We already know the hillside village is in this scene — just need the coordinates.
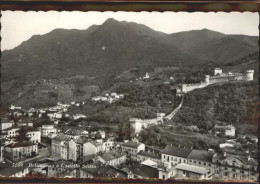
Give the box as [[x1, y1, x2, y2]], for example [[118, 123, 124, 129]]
[[0, 67, 258, 181]]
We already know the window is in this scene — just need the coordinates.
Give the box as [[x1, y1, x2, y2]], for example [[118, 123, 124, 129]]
[[204, 163, 206, 165], [194, 161, 196, 163], [183, 171, 186, 175], [199, 162, 201, 164]]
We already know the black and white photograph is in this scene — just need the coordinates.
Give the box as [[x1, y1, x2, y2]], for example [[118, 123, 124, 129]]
[[0, 11, 258, 181]]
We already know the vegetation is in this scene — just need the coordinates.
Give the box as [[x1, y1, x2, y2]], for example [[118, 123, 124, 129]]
[[174, 80, 258, 134]]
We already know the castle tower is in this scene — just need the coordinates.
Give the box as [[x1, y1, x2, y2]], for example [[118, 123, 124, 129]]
[[205, 75, 210, 84], [245, 70, 254, 81], [214, 68, 222, 75]]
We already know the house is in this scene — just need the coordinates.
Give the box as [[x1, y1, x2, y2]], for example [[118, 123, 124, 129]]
[[5, 126, 20, 138], [137, 150, 161, 164], [10, 105, 22, 110], [81, 164, 128, 179], [16, 120, 33, 127], [225, 125, 235, 137], [68, 136, 92, 163], [128, 163, 158, 179], [175, 163, 213, 180], [157, 163, 176, 180], [161, 145, 192, 167], [0, 166, 29, 177], [187, 150, 214, 170], [4, 142, 38, 162], [73, 114, 87, 120], [212, 153, 258, 181], [121, 141, 145, 160], [24, 126, 41, 143], [97, 151, 126, 166], [219, 143, 234, 149], [47, 160, 77, 177], [41, 124, 57, 137], [51, 134, 71, 160], [12, 111, 23, 118], [214, 125, 236, 137], [83, 141, 103, 162], [102, 139, 115, 152], [0, 119, 15, 131]]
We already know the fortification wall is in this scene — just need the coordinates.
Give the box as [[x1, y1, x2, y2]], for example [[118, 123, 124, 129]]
[[182, 82, 209, 93], [209, 73, 246, 84]]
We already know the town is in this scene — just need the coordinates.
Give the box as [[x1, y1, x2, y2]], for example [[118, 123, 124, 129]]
[[0, 68, 258, 181]]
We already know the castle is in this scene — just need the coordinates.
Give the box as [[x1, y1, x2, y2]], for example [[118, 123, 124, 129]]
[[178, 68, 254, 93]]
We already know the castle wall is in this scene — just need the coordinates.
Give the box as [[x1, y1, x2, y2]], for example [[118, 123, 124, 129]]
[[209, 73, 246, 84], [182, 82, 208, 93]]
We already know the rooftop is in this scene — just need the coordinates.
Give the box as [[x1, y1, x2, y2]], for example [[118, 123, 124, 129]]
[[0, 165, 28, 177], [175, 163, 210, 175], [187, 150, 214, 163], [161, 145, 192, 158], [99, 151, 125, 162], [129, 163, 158, 178], [6, 142, 37, 148], [138, 150, 160, 159], [122, 141, 142, 148], [52, 134, 71, 142]]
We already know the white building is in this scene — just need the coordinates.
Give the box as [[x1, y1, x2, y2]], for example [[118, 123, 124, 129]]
[[214, 68, 223, 75], [41, 125, 57, 137], [225, 125, 235, 137], [121, 141, 145, 160], [161, 145, 192, 167]]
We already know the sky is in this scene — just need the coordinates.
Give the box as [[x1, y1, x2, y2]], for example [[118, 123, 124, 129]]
[[1, 11, 259, 50]]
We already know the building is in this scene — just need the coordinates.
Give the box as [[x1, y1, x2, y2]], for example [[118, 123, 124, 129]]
[[0, 119, 15, 131], [0, 166, 29, 177], [51, 134, 71, 160], [225, 125, 236, 137], [5, 127, 20, 138], [214, 125, 236, 137], [102, 139, 115, 152], [80, 165, 128, 179], [83, 141, 103, 162], [213, 153, 258, 181], [121, 141, 145, 160], [16, 120, 33, 127], [187, 150, 214, 170], [175, 163, 213, 180], [97, 151, 126, 166], [129, 163, 158, 179], [68, 137, 95, 163], [23, 126, 41, 143], [130, 118, 159, 135], [73, 114, 87, 120], [137, 150, 161, 164], [161, 145, 192, 167], [41, 124, 57, 137], [4, 142, 38, 162], [214, 68, 223, 75]]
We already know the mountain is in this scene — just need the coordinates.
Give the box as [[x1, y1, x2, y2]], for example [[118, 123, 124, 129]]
[[2, 18, 258, 83], [1, 18, 258, 108], [169, 29, 258, 63]]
